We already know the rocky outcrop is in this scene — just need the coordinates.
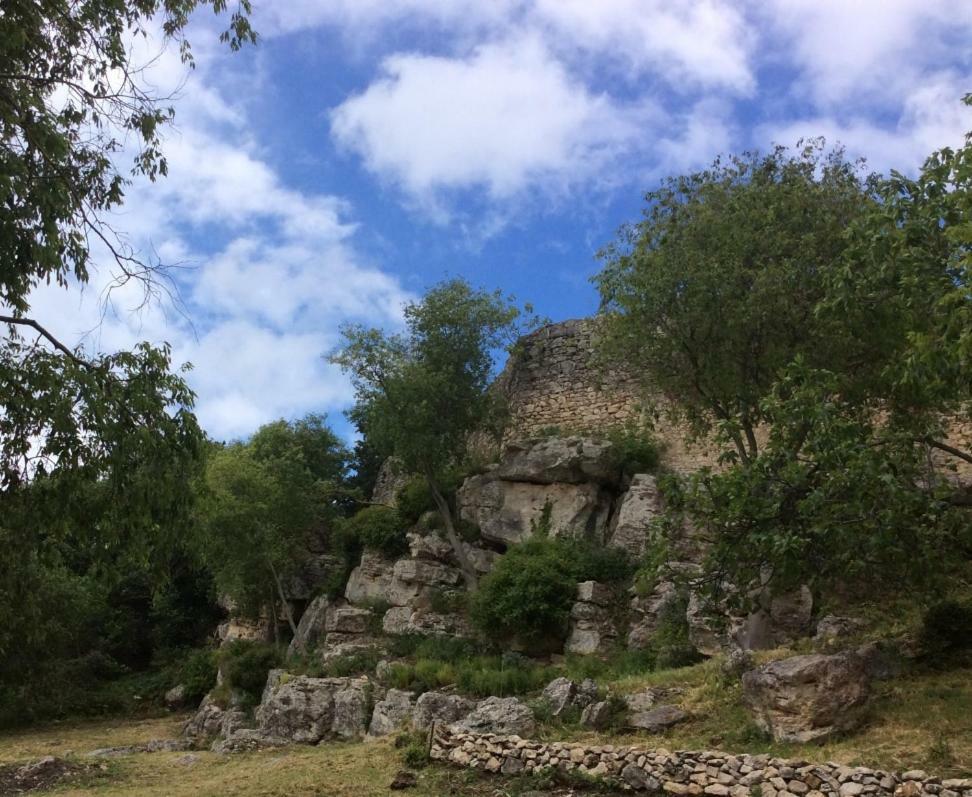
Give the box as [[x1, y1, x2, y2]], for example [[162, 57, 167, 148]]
[[814, 614, 864, 650], [344, 551, 397, 605], [372, 458, 409, 506], [182, 695, 248, 746], [368, 689, 415, 737], [607, 474, 660, 557], [458, 473, 612, 546], [540, 677, 598, 717], [742, 651, 869, 742], [411, 691, 477, 732], [494, 437, 620, 485], [431, 728, 972, 795], [451, 696, 536, 736], [565, 581, 617, 655], [623, 688, 688, 731], [288, 594, 332, 656], [627, 581, 679, 650], [256, 672, 372, 743], [382, 606, 471, 638]]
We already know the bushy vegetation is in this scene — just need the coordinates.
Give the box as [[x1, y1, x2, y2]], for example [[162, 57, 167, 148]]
[[469, 536, 634, 650], [339, 506, 409, 557], [216, 641, 283, 706], [920, 600, 972, 662]]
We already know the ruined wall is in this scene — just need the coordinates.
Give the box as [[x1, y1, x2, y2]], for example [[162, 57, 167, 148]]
[[496, 318, 722, 473]]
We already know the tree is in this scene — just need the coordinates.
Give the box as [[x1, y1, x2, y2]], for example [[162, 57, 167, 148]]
[[641, 117, 972, 606], [196, 415, 349, 638], [331, 280, 531, 588], [594, 142, 877, 465]]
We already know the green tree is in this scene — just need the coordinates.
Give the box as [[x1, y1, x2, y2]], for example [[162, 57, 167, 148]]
[[196, 416, 349, 638], [331, 279, 531, 588], [595, 142, 876, 465]]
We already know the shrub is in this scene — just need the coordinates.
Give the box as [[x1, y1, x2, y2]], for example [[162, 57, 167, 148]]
[[320, 649, 382, 677], [395, 478, 437, 525], [428, 588, 466, 615], [178, 648, 218, 704], [217, 640, 282, 704], [469, 538, 578, 649], [650, 592, 703, 670], [919, 600, 972, 660], [605, 425, 660, 477], [340, 506, 409, 558]]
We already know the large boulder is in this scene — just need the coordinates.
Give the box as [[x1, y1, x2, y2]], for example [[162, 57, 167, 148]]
[[458, 474, 612, 546], [369, 689, 415, 736], [494, 437, 621, 485], [326, 604, 375, 635], [288, 594, 332, 656], [540, 677, 598, 717], [627, 581, 679, 650], [386, 558, 464, 607], [182, 695, 248, 747], [411, 691, 476, 731], [565, 582, 617, 655], [741, 651, 869, 742], [344, 551, 397, 605], [733, 586, 815, 651], [608, 474, 660, 558], [451, 696, 536, 736], [256, 674, 372, 743]]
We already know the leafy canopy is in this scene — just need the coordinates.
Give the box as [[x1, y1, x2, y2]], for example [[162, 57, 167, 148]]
[[595, 141, 877, 464]]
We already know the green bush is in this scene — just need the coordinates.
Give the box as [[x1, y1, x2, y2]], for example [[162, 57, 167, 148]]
[[217, 640, 282, 704], [605, 426, 660, 477], [919, 600, 972, 660], [395, 478, 437, 525], [650, 592, 703, 670], [469, 538, 578, 649], [178, 648, 218, 704], [320, 649, 382, 677], [340, 505, 409, 558]]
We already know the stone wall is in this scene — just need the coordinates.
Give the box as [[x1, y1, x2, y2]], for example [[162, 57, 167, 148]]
[[431, 728, 971, 796], [495, 318, 722, 473]]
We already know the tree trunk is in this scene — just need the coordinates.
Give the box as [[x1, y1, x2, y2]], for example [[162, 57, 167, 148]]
[[268, 559, 299, 639], [425, 471, 478, 591]]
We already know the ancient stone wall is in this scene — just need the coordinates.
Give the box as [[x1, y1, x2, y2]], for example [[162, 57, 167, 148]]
[[431, 728, 971, 796], [496, 318, 722, 473]]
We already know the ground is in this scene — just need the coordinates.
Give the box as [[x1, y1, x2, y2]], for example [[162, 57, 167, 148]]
[[0, 660, 968, 796]]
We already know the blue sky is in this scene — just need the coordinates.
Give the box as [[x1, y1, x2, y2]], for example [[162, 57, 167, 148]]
[[32, 0, 972, 442]]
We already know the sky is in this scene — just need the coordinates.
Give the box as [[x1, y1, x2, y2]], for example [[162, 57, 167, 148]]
[[31, 0, 972, 442]]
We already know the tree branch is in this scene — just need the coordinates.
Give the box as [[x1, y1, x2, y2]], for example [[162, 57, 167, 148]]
[[0, 315, 91, 369], [926, 437, 972, 466]]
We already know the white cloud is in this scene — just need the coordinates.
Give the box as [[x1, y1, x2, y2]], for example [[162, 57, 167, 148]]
[[762, 72, 972, 175], [531, 0, 755, 93], [23, 33, 413, 443], [330, 35, 654, 206], [757, 0, 972, 109]]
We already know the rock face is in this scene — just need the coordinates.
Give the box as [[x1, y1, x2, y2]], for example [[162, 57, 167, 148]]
[[372, 458, 409, 506], [742, 652, 869, 742], [458, 474, 612, 546], [382, 606, 471, 638], [369, 689, 415, 737], [182, 696, 247, 746], [540, 677, 598, 717], [345, 551, 397, 605], [451, 696, 536, 736], [627, 581, 679, 650], [256, 673, 372, 743], [565, 581, 617, 655], [494, 437, 620, 485], [411, 691, 476, 732], [607, 474, 660, 557], [733, 586, 815, 651], [288, 594, 332, 656]]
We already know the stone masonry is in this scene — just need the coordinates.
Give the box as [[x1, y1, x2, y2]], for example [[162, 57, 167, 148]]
[[431, 728, 972, 797]]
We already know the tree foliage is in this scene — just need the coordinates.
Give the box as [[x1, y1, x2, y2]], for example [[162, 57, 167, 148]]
[[626, 118, 972, 606], [595, 142, 877, 464], [331, 279, 533, 587], [195, 415, 349, 631]]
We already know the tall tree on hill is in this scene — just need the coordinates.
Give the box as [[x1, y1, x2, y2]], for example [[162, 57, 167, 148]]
[[595, 141, 877, 465], [331, 280, 532, 589]]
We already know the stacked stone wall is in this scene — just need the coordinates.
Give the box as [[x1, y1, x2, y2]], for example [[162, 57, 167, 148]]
[[431, 728, 971, 796]]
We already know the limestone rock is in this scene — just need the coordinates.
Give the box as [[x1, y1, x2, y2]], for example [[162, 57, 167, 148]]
[[344, 551, 397, 605], [627, 581, 679, 650], [288, 594, 332, 656], [164, 684, 187, 708], [412, 691, 476, 731], [382, 606, 471, 638], [457, 473, 612, 546], [540, 677, 577, 717], [326, 604, 375, 635], [451, 696, 536, 736], [212, 729, 287, 754], [182, 695, 248, 746], [372, 458, 409, 506], [814, 615, 864, 650], [742, 652, 869, 742], [608, 474, 660, 557], [494, 436, 621, 485], [579, 700, 612, 729], [407, 531, 454, 563], [566, 587, 617, 655], [626, 703, 688, 732], [576, 580, 613, 605], [217, 616, 270, 645], [461, 542, 500, 574], [256, 674, 371, 743], [369, 689, 416, 736]]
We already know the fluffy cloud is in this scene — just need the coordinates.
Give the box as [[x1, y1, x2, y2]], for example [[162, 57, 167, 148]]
[[330, 35, 655, 206], [25, 35, 412, 442]]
